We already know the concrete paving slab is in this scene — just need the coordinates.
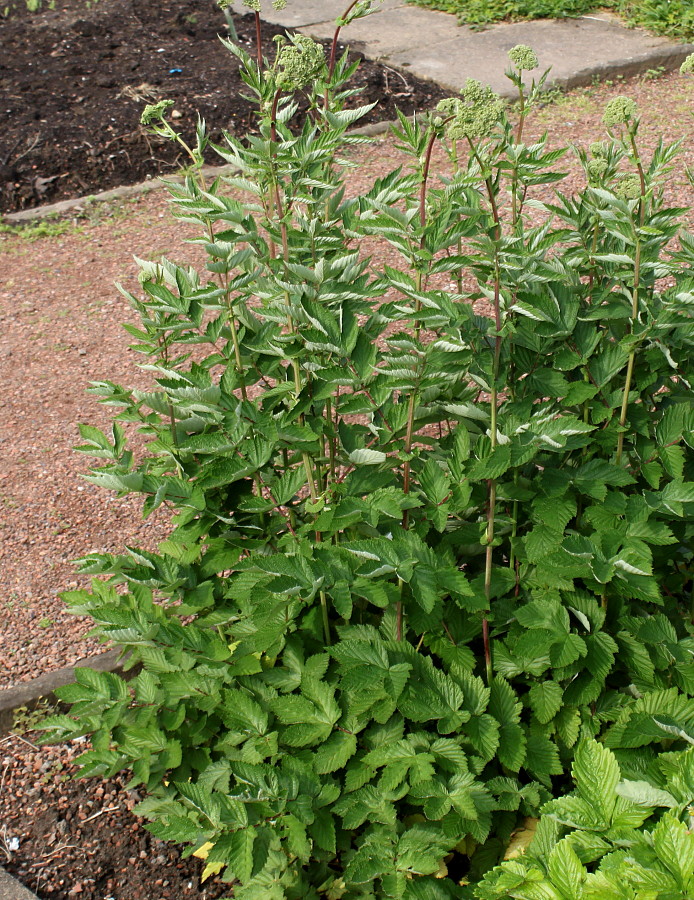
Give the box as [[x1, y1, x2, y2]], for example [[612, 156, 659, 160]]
[[383, 14, 694, 96], [230, 0, 404, 31], [0, 867, 39, 900], [302, 3, 460, 55], [230, 0, 348, 28]]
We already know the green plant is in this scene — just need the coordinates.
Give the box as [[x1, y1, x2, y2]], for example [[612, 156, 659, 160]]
[[0, 217, 80, 241], [12, 698, 56, 734], [0, 0, 53, 16], [642, 65, 667, 81], [405, 0, 694, 42], [475, 738, 694, 899], [37, 15, 694, 900], [408, 0, 599, 29]]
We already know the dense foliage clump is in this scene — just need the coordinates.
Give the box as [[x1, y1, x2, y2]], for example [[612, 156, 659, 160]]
[[39, 8, 694, 899], [407, 0, 694, 43]]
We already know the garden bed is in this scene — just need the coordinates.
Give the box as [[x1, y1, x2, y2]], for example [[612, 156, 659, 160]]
[[0, 730, 229, 899], [0, 0, 451, 215]]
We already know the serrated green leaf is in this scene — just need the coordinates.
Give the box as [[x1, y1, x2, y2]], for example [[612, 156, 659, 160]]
[[528, 682, 563, 725], [314, 731, 358, 774]]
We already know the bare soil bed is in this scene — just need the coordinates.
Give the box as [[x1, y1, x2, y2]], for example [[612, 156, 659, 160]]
[[0, 0, 452, 214], [0, 730, 231, 898]]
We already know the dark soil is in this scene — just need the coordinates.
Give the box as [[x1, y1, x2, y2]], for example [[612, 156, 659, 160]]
[[0, 732, 231, 899], [0, 0, 452, 214]]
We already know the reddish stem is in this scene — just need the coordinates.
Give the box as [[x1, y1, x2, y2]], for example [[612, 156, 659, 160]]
[[329, 0, 361, 79], [270, 88, 281, 143], [324, 0, 362, 109], [419, 126, 439, 233]]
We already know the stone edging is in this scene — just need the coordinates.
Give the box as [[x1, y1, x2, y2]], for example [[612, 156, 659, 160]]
[[0, 866, 40, 900], [0, 649, 132, 737], [1, 121, 393, 225]]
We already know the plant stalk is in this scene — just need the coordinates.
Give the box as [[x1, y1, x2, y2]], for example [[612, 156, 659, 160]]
[[471, 138, 503, 685], [616, 127, 646, 466]]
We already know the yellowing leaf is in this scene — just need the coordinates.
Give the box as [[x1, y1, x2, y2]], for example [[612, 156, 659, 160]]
[[434, 859, 449, 879], [193, 841, 215, 860], [201, 861, 225, 882], [504, 817, 539, 859]]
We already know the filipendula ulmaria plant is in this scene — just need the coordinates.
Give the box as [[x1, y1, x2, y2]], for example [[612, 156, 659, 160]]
[[38, 25, 694, 898], [474, 738, 694, 900]]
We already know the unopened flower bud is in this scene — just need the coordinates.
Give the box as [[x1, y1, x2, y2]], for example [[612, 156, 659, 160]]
[[508, 44, 538, 71], [587, 158, 608, 182], [680, 53, 694, 75], [602, 96, 637, 127], [140, 99, 174, 126], [437, 79, 504, 141], [275, 34, 324, 91], [589, 141, 608, 159], [614, 173, 641, 200]]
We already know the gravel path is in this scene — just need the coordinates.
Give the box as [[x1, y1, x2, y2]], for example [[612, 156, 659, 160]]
[[1, 68, 693, 690]]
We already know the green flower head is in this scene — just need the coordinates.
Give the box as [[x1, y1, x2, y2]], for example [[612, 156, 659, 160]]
[[614, 173, 641, 200], [508, 44, 538, 71], [587, 158, 608, 183], [243, 0, 261, 11], [590, 141, 608, 159], [437, 78, 504, 141], [275, 34, 325, 91], [602, 95, 638, 128], [272, 0, 287, 9], [140, 99, 175, 126], [680, 53, 694, 75]]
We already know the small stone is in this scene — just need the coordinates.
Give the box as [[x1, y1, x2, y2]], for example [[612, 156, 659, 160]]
[[78, 349, 87, 356], [171, 109, 183, 119]]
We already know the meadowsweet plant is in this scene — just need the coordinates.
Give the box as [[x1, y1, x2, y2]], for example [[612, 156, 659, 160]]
[[477, 739, 694, 899], [38, 12, 694, 899]]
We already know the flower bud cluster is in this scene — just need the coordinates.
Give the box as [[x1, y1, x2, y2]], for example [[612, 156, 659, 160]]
[[140, 99, 174, 127], [275, 34, 325, 91], [586, 158, 608, 182], [602, 96, 637, 127], [681, 53, 694, 75], [614, 173, 641, 200], [508, 44, 538, 71], [436, 78, 504, 141]]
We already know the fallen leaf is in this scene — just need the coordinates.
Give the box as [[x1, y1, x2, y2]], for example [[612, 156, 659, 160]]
[[504, 817, 539, 860]]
